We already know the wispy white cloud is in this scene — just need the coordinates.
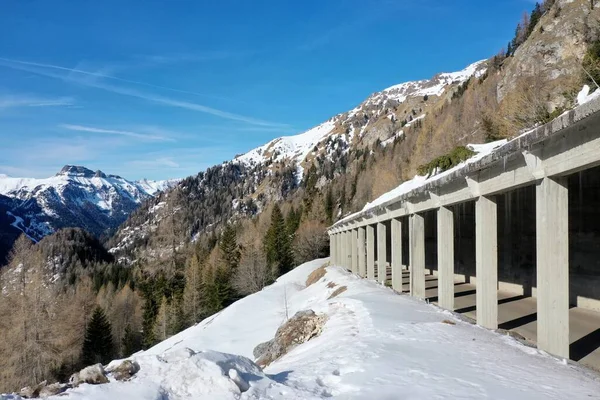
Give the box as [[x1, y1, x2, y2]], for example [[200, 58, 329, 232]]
[[59, 124, 175, 142], [127, 157, 180, 169], [0, 58, 288, 127], [0, 94, 74, 109]]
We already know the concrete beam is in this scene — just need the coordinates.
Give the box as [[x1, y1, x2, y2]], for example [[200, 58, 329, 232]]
[[351, 229, 358, 274], [410, 214, 425, 298], [437, 206, 454, 310], [328, 94, 600, 231], [358, 227, 366, 277], [367, 225, 375, 280], [377, 222, 387, 284], [475, 196, 498, 329], [391, 218, 403, 291], [536, 177, 569, 358]]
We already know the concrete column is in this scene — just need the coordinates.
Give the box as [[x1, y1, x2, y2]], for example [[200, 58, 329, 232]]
[[377, 222, 387, 284], [351, 229, 358, 274], [329, 234, 335, 265], [338, 233, 343, 266], [335, 233, 342, 266], [346, 230, 353, 270], [341, 231, 348, 269], [475, 196, 498, 329], [358, 227, 366, 277], [391, 218, 403, 291], [366, 225, 375, 280], [409, 214, 425, 298], [536, 177, 569, 358], [438, 206, 455, 310]]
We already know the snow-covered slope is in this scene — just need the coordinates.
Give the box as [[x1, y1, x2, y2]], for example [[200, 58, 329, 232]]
[[0, 166, 177, 263], [26, 258, 600, 400], [234, 60, 488, 176]]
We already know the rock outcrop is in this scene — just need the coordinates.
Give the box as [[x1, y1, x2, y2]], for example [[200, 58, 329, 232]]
[[69, 364, 109, 387], [254, 309, 327, 368], [107, 360, 140, 381]]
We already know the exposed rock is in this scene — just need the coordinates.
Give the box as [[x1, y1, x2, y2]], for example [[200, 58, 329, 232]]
[[305, 266, 327, 287], [253, 341, 272, 359], [19, 381, 46, 398], [254, 309, 327, 368], [69, 364, 109, 387], [107, 359, 140, 381], [497, 0, 600, 103], [328, 286, 347, 299], [39, 383, 69, 398]]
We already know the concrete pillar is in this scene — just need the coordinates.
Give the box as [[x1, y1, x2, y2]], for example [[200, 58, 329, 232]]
[[338, 233, 343, 266], [438, 206, 455, 310], [475, 196, 498, 329], [335, 233, 342, 266], [329, 234, 335, 265], [341, 231, 348, 269], [536, 177, 569, 358], [358, 227, 366, 277], [377, 222, 387, 284], [391, 218, 403, 291], [351, 229, 358, 274], [409, 214, 425, 298], [366, 225, 375, 280], [346, 230, 353, 270]]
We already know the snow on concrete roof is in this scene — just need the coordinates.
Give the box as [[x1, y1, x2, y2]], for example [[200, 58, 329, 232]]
[[334, 87, 600, 228]]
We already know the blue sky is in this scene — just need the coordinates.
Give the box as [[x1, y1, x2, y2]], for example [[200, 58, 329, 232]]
[[0, 0, 535, 180]]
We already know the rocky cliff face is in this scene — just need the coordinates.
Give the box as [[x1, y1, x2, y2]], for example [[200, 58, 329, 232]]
[[498, 0, 600, 105]]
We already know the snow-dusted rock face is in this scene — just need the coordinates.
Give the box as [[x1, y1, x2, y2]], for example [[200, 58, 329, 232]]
[[109, 60, 488, 261], [234, 60, 488, 179], [0, 166, 177, 264]]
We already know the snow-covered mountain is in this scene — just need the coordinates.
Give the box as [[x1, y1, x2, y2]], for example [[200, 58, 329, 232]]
[[109, 60, 489, 258], [0, 165, 177, 264], [235, 60, 488, 178]]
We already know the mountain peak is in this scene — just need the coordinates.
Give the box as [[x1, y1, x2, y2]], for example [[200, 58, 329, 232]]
[[56, 165, 101, 178]]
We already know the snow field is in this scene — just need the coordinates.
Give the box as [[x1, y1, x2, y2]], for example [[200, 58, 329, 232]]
[[12, 257, 598, 399]]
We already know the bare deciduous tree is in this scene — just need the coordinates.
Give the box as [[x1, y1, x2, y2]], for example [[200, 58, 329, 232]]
[[232, 245, 270, 295], [293, 220, 329, 264]]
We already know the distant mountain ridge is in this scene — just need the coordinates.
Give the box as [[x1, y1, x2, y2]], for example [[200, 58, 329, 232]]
[[234, 60, 488, 178], [110, 60, 489, 259], [0, 165, 178, 265]]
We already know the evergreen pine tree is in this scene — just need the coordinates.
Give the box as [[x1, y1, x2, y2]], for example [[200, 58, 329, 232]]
[[264, 204, 294, 279], [219, 224, 240, 272], [324, 188, 334, 223], [528, 3, 543, 36], [215, 266, 233, 307], [285, 207, 302, 235], [81, 306, 115, 365], [122, 324, 142, 357]]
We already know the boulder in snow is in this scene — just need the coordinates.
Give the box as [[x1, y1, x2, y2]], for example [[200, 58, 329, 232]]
[[19, 381, 46, 398], [69, 363, 109, 386], [38, 383, 68, 398], [107, 359, 140, 381], [254, 309, 327, 368]]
